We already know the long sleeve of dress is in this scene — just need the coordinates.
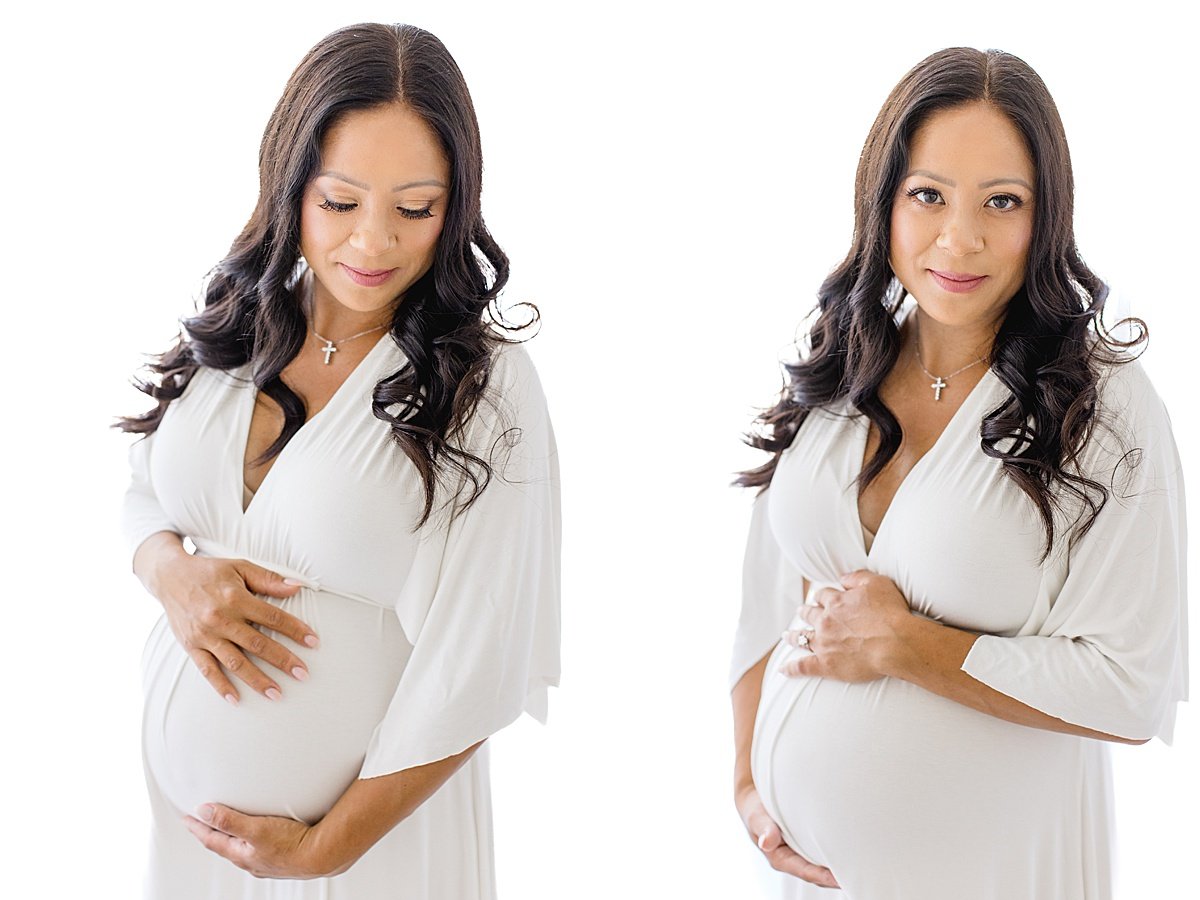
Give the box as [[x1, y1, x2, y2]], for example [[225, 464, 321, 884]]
[[360, 345, 561, 777], [962, 362, 1188, 742], [121, 432, 183, 561], [730, 490, 809, 689]]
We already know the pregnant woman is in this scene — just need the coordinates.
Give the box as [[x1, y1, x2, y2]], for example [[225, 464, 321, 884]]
[[120, 23, 559, 899], [731, 48, 1187, 899]]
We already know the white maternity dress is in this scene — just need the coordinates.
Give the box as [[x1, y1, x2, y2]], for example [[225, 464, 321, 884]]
[[732, 353, 1187, 900], [123, 337, 560, 900]]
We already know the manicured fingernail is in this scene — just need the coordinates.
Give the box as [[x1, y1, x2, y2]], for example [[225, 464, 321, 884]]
[[303, 634, 320, 648], [196, 804, 214, 822], [283, 577, 303, 586], [224, 693, 239, 707], [265, 687, 282, 701], [757, 832, 769, 850], [291, 666, 308, 681]]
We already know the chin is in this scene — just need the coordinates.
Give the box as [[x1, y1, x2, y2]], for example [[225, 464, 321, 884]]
[[910, 296, 1010, 332]]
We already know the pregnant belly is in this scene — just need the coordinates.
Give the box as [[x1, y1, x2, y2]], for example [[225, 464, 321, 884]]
[[751, 642, 1095, 898], [142, 589, 411, 824]]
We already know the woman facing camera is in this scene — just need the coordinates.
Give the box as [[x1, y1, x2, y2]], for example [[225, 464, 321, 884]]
[[120, 23, 559, 899], [731, 48, 1186, 899]]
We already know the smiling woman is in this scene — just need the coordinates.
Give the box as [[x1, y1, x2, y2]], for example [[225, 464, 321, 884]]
[[888, 103, 1035, 346], [299, 103, 450, 323], [731, 47, 1187, 900], [118, 22, 560, 900]]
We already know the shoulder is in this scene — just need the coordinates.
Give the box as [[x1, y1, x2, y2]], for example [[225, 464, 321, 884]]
[[1092, 355, 1172, 436], [487, 339, 545, 394], [1084, 355, 1179, 480], [170, 361, 248, 405], [462, 340, 552, 448], [483, 340, 551, 417]]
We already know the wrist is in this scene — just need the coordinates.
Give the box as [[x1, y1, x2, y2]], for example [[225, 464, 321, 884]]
[[306, 820, 357, 878], [877, 611, 928, 680], [133, 532, 187, 595], [734, 769, 757, 807]]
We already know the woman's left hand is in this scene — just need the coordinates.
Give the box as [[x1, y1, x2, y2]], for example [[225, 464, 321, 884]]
[[184, 744, 480, 879], [781, 570, 912, 682], [184, 804, 343, 879]]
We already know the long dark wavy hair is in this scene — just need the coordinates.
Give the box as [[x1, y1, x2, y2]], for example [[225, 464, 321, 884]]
[[739, 47, 1143, 558], [119, 23, 530, 525]]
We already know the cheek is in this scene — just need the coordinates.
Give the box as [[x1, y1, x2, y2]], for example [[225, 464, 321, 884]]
[[888, 210, 927, 270], [299, 207, 337, 255], [995, 223, 1033, 274], [412, 220, 445, 263]]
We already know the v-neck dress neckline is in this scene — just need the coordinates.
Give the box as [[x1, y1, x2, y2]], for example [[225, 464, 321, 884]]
[[237, 332, 391, 516], [850, 365, 999, 558], [128, 339, 562, 900], [737, 344, 1186, 900]]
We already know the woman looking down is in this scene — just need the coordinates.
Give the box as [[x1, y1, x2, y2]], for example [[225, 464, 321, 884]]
[[119, 23, 559, 899]]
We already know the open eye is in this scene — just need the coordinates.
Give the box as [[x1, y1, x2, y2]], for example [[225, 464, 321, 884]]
[[906, 187, 942, 205], [986, 193, 1024, 211], [318, 198, 356, 213]]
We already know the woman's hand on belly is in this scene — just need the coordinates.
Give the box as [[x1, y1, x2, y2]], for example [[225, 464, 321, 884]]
[[736, 786, 841, 889], [185, 805, 326, 879], [134, 531, 318, 703], [183, 742, 483, 878], [778, 570, 1150, 744], [781, 570, 911, 682], [733, 651, 838, 889]]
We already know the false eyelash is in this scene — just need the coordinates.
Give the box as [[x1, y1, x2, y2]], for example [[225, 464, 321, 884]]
[[906, 187, 941, 203], [987, 194, 1024, 211], [319, 198, 434, 220]]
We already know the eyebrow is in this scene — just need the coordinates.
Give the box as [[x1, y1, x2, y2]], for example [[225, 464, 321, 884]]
[[906, 169, 1034, 192], [317, 170, 448, 192]]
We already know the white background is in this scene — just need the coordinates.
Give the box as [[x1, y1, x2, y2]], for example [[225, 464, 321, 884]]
[[1, 1, 1194, 897]]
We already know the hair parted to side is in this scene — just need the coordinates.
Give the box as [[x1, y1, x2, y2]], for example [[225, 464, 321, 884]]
[[738, 47, 1144, 558], [119, 23, 533, 525]]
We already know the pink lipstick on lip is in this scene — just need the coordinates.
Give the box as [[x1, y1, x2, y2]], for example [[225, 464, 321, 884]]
[[929, 269, 988, 293], [340, 263, 398, 287]]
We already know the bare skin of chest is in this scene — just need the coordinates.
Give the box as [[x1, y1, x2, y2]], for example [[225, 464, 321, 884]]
[[857, 355, 987, 535], [242, 342, 377, 494]]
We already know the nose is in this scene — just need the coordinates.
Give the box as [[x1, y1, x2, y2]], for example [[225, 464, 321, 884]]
[[348, 215, 395, 257], [936, 210, 984, 256]]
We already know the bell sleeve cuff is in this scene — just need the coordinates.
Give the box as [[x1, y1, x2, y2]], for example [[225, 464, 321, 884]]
[[360, 344, 561, 778], [731, 489, 809, 689], [961, 362, 1188, 743]]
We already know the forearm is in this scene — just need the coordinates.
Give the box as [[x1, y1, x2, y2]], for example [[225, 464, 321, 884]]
[[311, 741, 483, 874], [732, 653, 770, 800], [885, 615, 1147, 745]]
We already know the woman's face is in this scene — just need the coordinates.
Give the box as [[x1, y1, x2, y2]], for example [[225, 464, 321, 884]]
[[300, 102, 451, 324], [889, 101, 1035, 336]]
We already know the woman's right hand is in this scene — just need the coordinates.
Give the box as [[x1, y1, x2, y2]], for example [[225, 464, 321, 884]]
[[736, 785, 840, 890], [133, 532, 318, 704]]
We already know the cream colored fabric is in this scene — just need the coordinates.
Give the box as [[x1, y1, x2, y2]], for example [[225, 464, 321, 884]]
[[125, 338, 560, 899], [733, 357, 1186, 899]]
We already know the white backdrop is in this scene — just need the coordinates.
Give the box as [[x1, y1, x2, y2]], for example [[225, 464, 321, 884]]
[[1, 1, 1194, 897]]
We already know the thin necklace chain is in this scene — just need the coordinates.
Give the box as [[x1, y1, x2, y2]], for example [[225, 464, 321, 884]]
[[310, 321, 388, 346], [303, 279, 388, 364], [912, 318, 988, 401]]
